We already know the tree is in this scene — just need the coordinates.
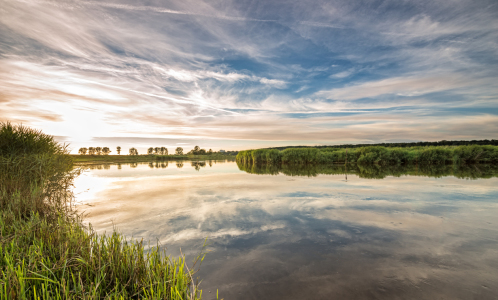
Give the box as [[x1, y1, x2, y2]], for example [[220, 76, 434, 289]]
[[95, 147, 102, 155], [175, 147, 183, 155], [199, 149, 206, 155], [102, 147, 111, 155], [147, 147, 154, 155], [116, 146, 121, 155], [88, 147, 95, 155], [160, 147, 168, 155], [129, 148, 138, 155], [78, 147, 88, 155], [193, 145, 200, 154], [208, 149, 212, 155], [154, 147, 160, 155]]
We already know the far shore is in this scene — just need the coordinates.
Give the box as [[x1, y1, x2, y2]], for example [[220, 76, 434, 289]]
[[71, 154, 236, 164]]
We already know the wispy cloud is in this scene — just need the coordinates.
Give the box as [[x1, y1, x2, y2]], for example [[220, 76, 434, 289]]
[[1, 0, 497, 151]]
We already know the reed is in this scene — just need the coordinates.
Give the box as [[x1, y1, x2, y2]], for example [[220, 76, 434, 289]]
[[236, 145, 498, 165], [0, 122, 205, 299]]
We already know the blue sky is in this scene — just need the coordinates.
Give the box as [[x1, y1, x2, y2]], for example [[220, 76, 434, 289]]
[[1, 0, 497, 153]]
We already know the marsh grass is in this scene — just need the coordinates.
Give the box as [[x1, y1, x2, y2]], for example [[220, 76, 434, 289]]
[[0, 122, 206, 299], [237, 145, 498, 165]]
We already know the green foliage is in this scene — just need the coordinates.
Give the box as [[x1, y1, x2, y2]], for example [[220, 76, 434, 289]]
[[0, 214, 205, 299], [102, 147, 111, 155], [175, 147, 183, 155], [0, 122, 66, 157], [129, 148, 138, 155], [78, 148, 88, 155], [0, 123, 204, 299], [236, 145, 498, 165]]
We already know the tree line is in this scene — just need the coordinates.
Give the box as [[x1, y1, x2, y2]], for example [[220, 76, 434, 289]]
[[78, 145, 237, 156], [78, 146, 195, 155], [78, 147, 114, 155], [265, 139, 498, 151]]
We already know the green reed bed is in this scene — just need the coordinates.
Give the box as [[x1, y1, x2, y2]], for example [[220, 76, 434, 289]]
[[1, 123, 204, 299], [237, 145, 498, 165]]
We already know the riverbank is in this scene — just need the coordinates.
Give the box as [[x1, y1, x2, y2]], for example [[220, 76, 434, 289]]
[[237, 145, 498, 165], [72, 154, 235, 164], [1, 123, 204, 299]]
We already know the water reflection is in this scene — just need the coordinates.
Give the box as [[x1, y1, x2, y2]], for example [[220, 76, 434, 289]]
[[80, 160, 229, 172], [74, 161, 498, 299], [237, 161, 498, 179]]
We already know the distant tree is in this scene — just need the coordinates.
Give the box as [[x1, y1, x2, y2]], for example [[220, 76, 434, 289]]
[[78, 147, 88, 155], [198, 149, 206, 155], [95, 147, 102, 155], [102, 147, 111, 155], [175, 147, 183, 155], [88, 147, 95, 155], [147, 147, 154, 155], [129, 148, 138, 155], [160, 147, 168, 155], [193, 145, 200, 154], [208, 149, 212, 155], [154, 147, 160, 155], [116, 146, 121, 155]]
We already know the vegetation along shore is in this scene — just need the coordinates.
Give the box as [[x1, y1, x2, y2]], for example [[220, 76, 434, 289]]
[[236, 145, 498, 165], [74, 145, 237, 164], [0, 122, 206, 299]]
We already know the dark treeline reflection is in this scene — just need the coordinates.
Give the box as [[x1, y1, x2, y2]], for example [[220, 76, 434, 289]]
[[237, 161, 498, 179], [83, 160, 221, 171], [191, 161, 206, 171], [148, 161, 169, 169]]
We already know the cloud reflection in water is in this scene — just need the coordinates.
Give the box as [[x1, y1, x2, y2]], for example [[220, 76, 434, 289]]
[[74, 161, 498, 299]]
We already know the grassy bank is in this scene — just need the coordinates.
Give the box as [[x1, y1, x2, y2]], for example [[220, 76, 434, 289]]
[[72, 154, 234, 164], [1, 123, 204, 299], [237, 145, 498, 165]]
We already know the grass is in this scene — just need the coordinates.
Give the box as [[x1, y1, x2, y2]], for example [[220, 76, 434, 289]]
[[1, 122, 207, 299], [237, 145, 498, 165]]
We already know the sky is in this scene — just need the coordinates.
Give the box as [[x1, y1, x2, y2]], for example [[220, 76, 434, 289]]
[[1, 0, 497, 153]]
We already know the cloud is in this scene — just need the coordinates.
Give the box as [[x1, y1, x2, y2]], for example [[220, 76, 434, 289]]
[[1, 0, 497, 151], [316, 75, 481, 100]]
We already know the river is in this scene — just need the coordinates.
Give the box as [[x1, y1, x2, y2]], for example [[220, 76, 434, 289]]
[[74, 160, 498, 299]]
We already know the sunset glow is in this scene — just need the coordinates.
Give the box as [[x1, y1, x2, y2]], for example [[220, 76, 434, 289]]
[[1, 0, 497, 153]]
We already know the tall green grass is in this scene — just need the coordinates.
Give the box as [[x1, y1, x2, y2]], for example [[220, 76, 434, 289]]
[[236, 145, 498, 165], [0, 122, 205, 299]]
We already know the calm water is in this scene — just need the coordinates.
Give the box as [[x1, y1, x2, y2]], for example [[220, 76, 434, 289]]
[[74, 161, 498, 300]]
